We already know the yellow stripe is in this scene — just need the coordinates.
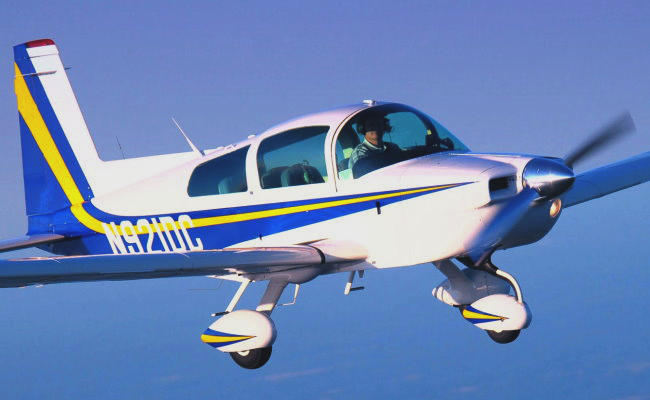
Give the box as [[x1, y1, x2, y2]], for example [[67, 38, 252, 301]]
[[200, 334, 254, 343], [14, 63, 459, 237], [462, 309, 504, 321], [97, 184, 451, 235], [190, 184, 456, 228]]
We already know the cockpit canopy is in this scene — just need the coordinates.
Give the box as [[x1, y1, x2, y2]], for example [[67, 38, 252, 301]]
[[186, 102, 469, 197], [336, 104, 468, 179]]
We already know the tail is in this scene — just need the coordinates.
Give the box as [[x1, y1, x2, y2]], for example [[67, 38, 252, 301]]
[[13, 39, 101, 222]]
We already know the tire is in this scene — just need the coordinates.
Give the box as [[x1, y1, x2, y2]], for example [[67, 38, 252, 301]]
[[229, 347, 272, 369], [487, 329, 520, 344]]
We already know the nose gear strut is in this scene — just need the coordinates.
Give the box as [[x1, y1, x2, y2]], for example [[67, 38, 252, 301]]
[[435, 256, 531, 344], [458, 256, 524, 304]]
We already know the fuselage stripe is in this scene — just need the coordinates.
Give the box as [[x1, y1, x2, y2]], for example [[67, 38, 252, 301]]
[[189, 184, 458, 228]]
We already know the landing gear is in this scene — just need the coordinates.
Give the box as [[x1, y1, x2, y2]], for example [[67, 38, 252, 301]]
[[230, 347, 273, 369], [434, 258, 532, 343], [202, 278, 291, 369], [486, 329, 520, 344]]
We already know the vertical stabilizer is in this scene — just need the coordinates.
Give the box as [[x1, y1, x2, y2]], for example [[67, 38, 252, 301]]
[[13, 39, 101, 220]]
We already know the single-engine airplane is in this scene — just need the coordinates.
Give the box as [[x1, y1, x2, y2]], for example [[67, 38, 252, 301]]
[[2, 39, 649, 369]]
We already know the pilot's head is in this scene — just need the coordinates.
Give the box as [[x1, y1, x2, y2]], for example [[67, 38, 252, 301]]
[[357, 115, 391, 147]]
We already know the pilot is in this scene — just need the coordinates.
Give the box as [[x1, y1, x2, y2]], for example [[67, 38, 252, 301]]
[[348, 114, 403, 177]]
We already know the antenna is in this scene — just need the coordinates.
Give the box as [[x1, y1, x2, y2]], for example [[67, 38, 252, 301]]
[[172, 117, 204, 156], [115, 136, 125, 159]]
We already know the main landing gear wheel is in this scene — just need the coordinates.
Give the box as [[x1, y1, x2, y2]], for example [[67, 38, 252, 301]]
[[229, 347, 273, 369], [487, 329, 520, 344]]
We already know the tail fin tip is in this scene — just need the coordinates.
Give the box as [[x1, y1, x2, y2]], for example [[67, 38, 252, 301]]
[[24, 39, 56, 48]]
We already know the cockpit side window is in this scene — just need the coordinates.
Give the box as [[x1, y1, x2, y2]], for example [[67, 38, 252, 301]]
[[257, 126, 329, 189], [335, 105, 469, 179], [187, 146, 249, 197], [334, 125, 360, 181]]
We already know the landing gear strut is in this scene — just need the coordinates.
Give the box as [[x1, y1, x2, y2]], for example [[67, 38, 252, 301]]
[[468, 257, 524, 303]]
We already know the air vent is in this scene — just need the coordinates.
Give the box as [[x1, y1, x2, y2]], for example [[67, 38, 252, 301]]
[[488, 175, 517, 203], [489, 176, 511, 192]]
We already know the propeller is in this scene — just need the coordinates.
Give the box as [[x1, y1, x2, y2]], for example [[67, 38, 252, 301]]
[[522, 112, 636, 199], [564, 112, 635, 168], [466, 112, 636, 265]]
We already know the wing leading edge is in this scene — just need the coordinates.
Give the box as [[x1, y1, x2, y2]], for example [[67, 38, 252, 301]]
[[563, 151, 650, 207], [0, 242, 368, 288]]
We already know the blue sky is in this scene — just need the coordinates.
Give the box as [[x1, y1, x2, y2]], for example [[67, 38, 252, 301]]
[[0, 1, 649, 399]]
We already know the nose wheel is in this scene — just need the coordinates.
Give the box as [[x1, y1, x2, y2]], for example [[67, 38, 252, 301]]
[[230, 347, 273, 369], [486, 329, 520, 344]]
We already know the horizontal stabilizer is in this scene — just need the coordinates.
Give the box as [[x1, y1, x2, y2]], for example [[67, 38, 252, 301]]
[[563, 152, 650, 207], [0, 234, 65, 253], [0, 244, 366, 288]]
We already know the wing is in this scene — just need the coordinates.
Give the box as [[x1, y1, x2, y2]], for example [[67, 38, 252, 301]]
[[563, 151, 650, 207], [0, 234, 65, 253], [0, 240, 368, 288]]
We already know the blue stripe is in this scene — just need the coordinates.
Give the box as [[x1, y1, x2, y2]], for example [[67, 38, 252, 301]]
[[465, 318, 498, 325], [205, 339, 251, 349], [82, 184, 467, 222], [202, 329, 254, 348], [47, 183, 472, 254], [203, 329, 249, 337], [13, 44, 31, 63]]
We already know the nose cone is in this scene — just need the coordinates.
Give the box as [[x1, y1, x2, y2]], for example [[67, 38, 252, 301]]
[[523, 158, 575, 198]]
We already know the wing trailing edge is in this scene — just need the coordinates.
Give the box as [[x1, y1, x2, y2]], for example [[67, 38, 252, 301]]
[[0, 234, 65, 253]]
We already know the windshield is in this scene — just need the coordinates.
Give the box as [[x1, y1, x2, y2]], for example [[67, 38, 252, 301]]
[[335, 104, 469, 179]]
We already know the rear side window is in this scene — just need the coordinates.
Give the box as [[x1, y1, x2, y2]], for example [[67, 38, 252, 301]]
[[257, 126, 329, 189], [187, 146, 249, 196]]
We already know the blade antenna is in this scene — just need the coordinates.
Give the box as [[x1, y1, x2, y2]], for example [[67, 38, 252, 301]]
[[172, 117, 204, 156], [115, 136, 125, 159]]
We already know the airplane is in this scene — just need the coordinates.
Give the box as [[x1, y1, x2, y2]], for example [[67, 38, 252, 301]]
[[2, 38, 649, 369]]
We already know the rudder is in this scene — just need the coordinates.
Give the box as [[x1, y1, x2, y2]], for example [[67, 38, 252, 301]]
[[13, 39, 101, 220]]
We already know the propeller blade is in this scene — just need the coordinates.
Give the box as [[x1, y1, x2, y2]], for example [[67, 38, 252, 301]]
[[466, 187, 539, 264], [564, 112, 635, 168]]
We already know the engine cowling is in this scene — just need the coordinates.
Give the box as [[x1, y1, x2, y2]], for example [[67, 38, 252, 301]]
[[201, 310, 276, 353], [460, 294, 532, 332]]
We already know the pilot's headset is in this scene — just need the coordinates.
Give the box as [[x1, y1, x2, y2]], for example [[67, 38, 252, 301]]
[[356, 115, 392, 135]]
